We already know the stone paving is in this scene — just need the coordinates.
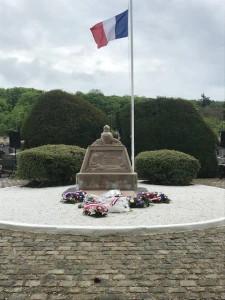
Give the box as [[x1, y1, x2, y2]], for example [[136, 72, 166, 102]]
[[0, 179, 225, 299], [0, 227, 225, 300]]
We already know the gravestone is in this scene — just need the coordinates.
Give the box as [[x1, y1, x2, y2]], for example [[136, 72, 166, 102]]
[[76, 125, 137, 190]]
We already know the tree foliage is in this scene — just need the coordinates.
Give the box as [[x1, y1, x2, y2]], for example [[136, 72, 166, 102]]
[[119, 97, 218, 177], [199, 93, 211, 107], [0, 87, 42, 135], [191, 96, 225, 135], [75, 90, 131, 129], [1, 87, 224, 138], [0, 87, 224, 178], [22, 90, 108, 148]]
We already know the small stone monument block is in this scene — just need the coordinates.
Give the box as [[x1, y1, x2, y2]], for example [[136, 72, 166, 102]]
[[76, 125, 137, 190]]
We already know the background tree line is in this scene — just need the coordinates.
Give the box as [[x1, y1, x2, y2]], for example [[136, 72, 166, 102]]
[[0, 87, 224, 137], [0, 87, 42, 135], [0, 87, 224, 177]]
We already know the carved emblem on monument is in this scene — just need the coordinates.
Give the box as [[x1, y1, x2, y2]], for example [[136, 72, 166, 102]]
[[76, 125, 137, 190], [92, 125, 122, 146]]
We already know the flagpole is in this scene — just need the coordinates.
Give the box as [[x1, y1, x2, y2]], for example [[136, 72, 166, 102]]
[[129, 0, 135, 172]]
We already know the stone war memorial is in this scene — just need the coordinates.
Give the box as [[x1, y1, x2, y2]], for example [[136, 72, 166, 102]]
[[76, 125, 137, 190]]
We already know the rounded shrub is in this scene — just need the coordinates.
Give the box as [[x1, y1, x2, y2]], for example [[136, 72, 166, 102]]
[[135, 150, 200, 185], [22, 90, 108, 149], [17, 144, 85, 185], [119, 98, 218, 177]]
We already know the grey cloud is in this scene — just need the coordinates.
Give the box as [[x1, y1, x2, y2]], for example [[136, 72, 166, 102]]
[[0, 0, 224, 100], [0, 56, 95, 92]]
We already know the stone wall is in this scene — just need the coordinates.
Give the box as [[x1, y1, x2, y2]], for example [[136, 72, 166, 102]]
[[0, 226, 224, 300]]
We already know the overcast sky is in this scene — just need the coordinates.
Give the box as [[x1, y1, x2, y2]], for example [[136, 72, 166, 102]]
[[0, 0, 224, 100]]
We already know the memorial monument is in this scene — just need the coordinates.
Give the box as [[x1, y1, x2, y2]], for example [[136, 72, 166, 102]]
[[76, 125, 137, 190]]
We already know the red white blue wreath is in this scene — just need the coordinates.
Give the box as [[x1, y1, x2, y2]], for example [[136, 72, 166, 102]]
[[61, 188, 170, 217]]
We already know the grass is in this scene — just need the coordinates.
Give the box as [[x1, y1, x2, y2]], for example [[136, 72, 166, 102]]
[[193, 178, 225, 189]]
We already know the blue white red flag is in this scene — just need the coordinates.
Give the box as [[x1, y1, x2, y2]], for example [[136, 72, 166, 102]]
[[90, 10, 128, 48]]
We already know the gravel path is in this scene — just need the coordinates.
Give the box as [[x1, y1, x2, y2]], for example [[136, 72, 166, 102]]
[[0, 183, 224, 227]]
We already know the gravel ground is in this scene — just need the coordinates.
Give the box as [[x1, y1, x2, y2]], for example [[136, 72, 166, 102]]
[[0, 182, 224, 227]]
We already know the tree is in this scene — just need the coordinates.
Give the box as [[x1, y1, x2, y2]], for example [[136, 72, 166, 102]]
[[78, 91, 130, 130], [10, 90, 42, 130], [22, 90, 108, 148], [119, 97, 218, 177], [0, 97, 9, 112], [223, 102, 225, 121], [5, 87, 29, 108], [0, 88, 43, 135], [200, 93, 211, 107]]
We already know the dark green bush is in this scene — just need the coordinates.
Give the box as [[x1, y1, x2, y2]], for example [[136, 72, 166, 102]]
[[17, 144, 85, 185], [135, 150, 200, 185], [22, 90, 108, 148], [119, 98, 218, 177]]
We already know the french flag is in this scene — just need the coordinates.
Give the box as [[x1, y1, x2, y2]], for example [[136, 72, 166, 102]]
[[90, 10, 128, 48]]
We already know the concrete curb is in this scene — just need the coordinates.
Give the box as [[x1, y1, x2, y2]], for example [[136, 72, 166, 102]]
[[0, 217, 225, 236]]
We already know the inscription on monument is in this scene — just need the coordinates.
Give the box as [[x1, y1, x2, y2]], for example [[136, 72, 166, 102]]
[[86, 150, 129, 173]]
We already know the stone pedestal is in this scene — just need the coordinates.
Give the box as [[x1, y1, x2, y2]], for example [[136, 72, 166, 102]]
[[76, 126, 137, 190]]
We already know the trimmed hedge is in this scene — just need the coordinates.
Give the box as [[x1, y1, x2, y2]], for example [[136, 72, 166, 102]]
[[135, 150, 200, 185], [119, 98, 218, 177], [17, 144, 85, 185], [22, 90, 108, 148]]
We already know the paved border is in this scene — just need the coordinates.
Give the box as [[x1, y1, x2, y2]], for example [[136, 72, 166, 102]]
[[1, 225, 224, 299], [0, 217, 225, 236]]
